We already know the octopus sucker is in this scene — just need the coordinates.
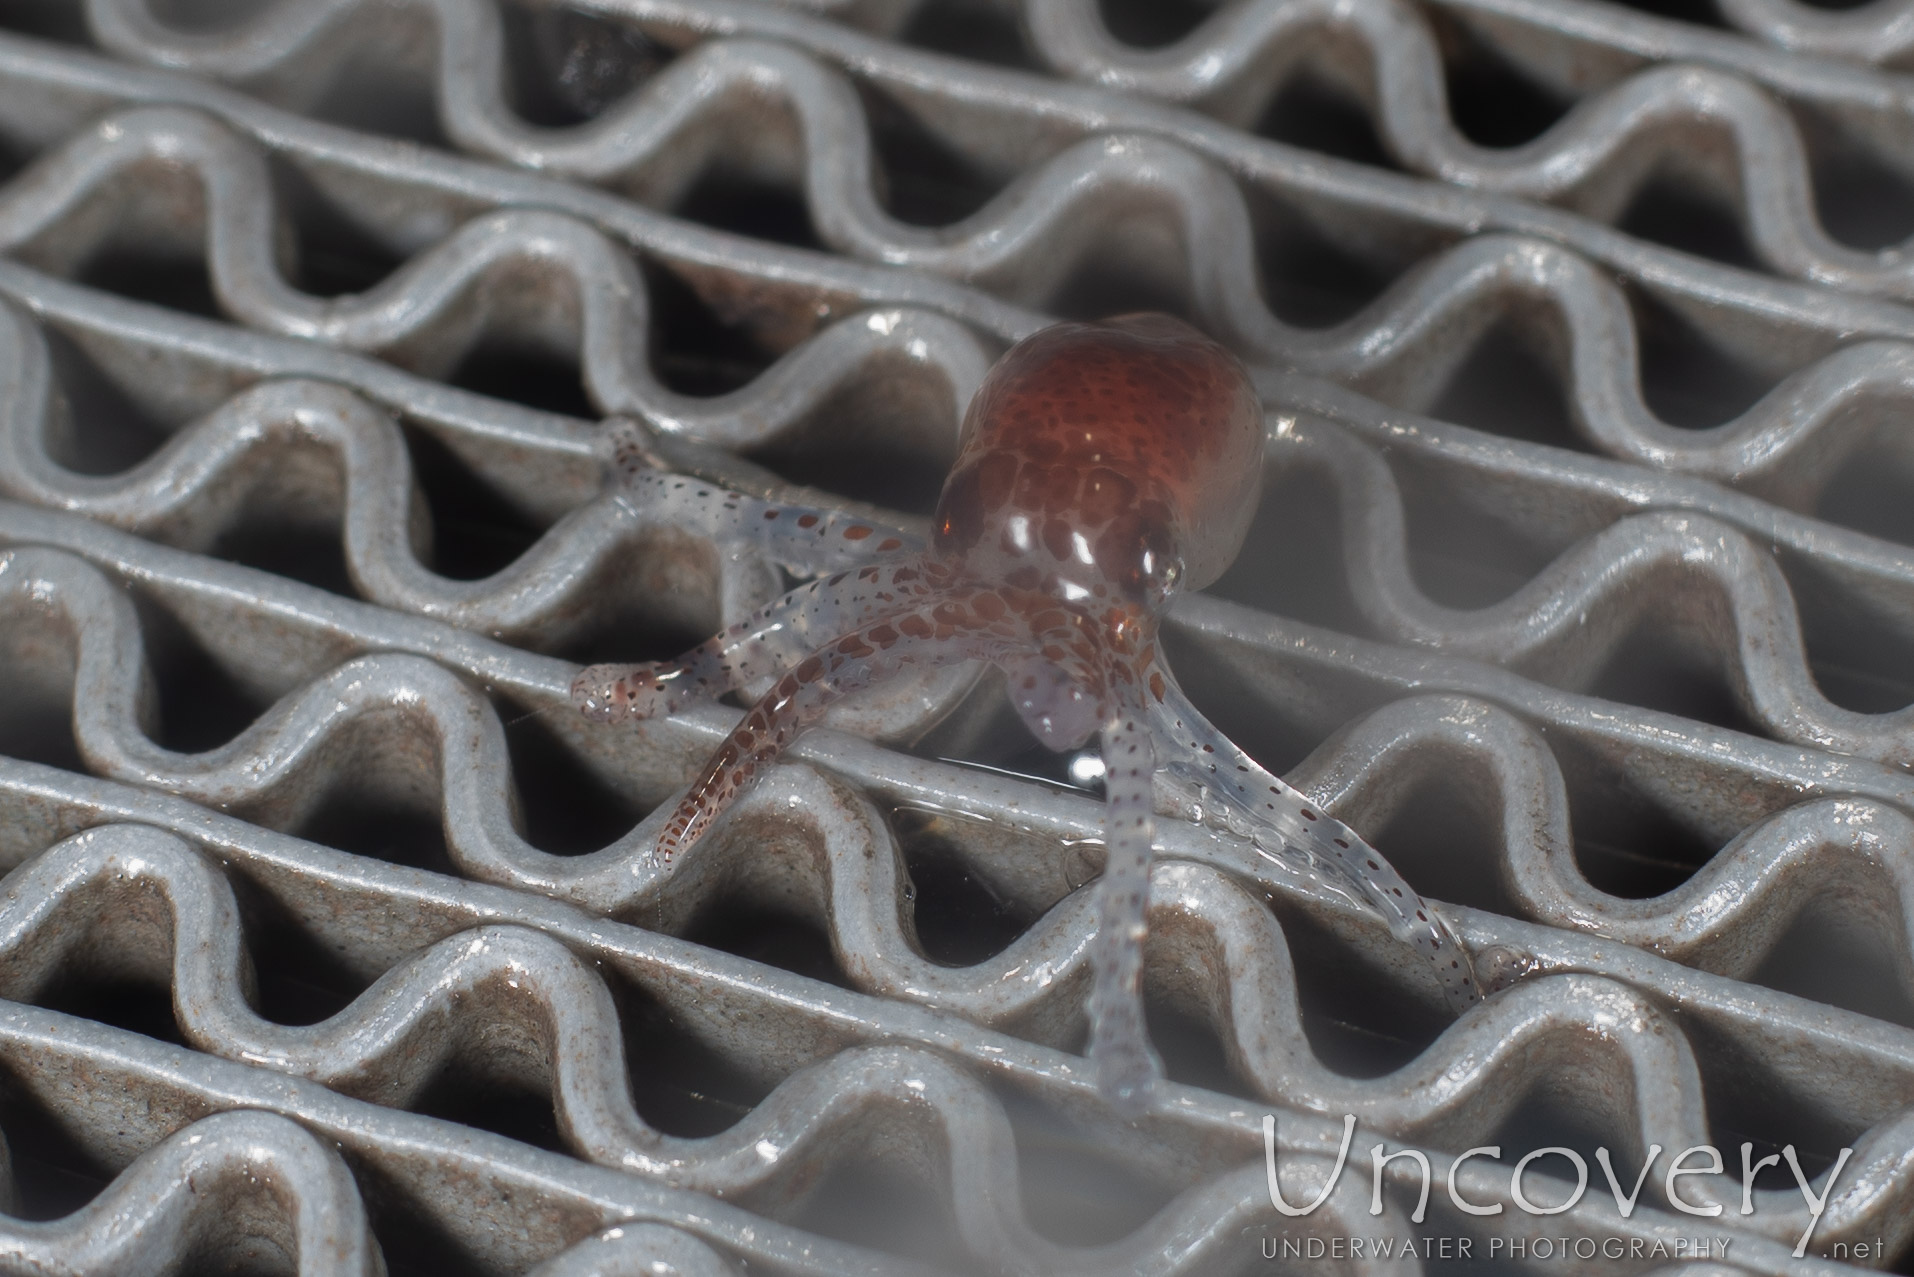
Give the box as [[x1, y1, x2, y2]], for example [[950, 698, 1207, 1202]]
[[574, 313, 1481, 1113]]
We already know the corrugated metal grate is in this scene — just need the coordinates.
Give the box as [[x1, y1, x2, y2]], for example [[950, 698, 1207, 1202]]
[[0, 0, 1909, 1271]]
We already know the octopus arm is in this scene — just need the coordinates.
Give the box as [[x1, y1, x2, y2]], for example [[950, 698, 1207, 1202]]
[[1142, 660, 1481, 1013], [650, 595, 1015, 861], [572, 560, 948, 721], [1089, 703, 1165, 1113], [605, 420, 924, 578]]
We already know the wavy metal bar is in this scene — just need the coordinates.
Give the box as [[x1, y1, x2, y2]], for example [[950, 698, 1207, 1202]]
[[1017, 0, 1914, 298], [0, 803, 1892, 1264], [0, 1111, 382, 1277], [0, 106, 1897, 504], [1713, 0, 1914, 65], [0, 6, 1908, 374], [530, 1225, 745, 1276], [3, 528, 1914, 1202], [0, 1001, 931, 1276]]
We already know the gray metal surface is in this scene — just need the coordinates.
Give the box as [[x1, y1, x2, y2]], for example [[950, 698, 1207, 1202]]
[[0, 0, 1909, 1272]]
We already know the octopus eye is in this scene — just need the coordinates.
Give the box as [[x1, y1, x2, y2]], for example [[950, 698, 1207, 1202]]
[[1127, 522, 1181, 606], [933, 463, 987, 555]]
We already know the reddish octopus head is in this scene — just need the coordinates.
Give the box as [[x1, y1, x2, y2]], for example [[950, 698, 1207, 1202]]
[[933, 314, 1265, 609]]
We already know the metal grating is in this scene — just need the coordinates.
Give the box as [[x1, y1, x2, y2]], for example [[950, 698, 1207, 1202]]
[[0, 0, 1909, 1271]]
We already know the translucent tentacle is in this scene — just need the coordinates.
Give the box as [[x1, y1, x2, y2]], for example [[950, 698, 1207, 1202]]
[[1002, 652, 1101, 753], [1090, 703, 1165, 1114], [1142, 658, 1481, 1013], [653, 591, 1011, 861], [571, 560, 942, 722], [604, 418, 923, 577]]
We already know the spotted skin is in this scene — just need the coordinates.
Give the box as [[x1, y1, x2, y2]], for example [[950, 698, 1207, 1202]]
[[604, 419, 917, 578], [574, 315, 1481, 1113]]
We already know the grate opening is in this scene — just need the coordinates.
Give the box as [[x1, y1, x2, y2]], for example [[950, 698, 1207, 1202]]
[[1630, 288, 1777, 431], [1426, 320, 1590, 453], [680, 903, 856, 991], [413, 1074, 567, 1154], [1005, 1093, 1181, 1246], [400, 422, 552, 582], [1147, 994, 1253, 1098], [234, 885, 375, 1030], [1616, 177, 1765, 274], [1551, 748, 1720, 901], [611, 981, 768, 1138], [1250, 188, 1405, 328], [1607, 0, 1726, 23], [0, 0, 91, 44], [790, 1156, 971, 1268], [40, 326, 170, 475], [1160, 625, 1377, 779], [898, 816, 1037, 966], [297, 801, 460, 880], [1094, 0, 1216, 50], [498, 1, 669, 128], [446, 340, 595, 419], [0, 137, 33, 200], [542, 551, 724, 667], [36, 971, 189, 1049], [1398, 468, 1564, 611], [748, 388, 957, 516], [1584, 627, 1768, 737], [134, 595, 270, 753], [1437, 22, 1574, 150], [360, 1195, 487, 1277], [0, 1081, 114, 1221], [1203, 468, 1369, 637], [1749, 898, 1914, 1028], [1790, 567, 1914, 713], [1692, 1037, 1866, 1182], [1484, 1097, 1623, 1206], [860, 82, 1011, 227], [501, 711, 647, 858], [1255, 71, 1400, 172], [307, 57, 452, 150], [1817, 440, 1914, 547], [1285, 903, 1454, 1078], [898, 0, 1041, 71], [270, 158, 407, 300], [1804, 127, 1914, 253], [213, 520, 357, 598], [672, 169, 826, 252], [1370, 783, 1521, 918], [638, 259, 779, 397], [1046, 252, 1205, 333], [75, 249, 223, 320], [0, 675, 82, 774]]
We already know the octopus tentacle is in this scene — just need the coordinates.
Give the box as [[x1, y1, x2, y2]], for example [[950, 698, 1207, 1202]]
[[1089, 696, 1165, 1114], [571, 560, 945, 722], [1002, 652, 1102, 753], [1141, 657, 1482, 1013], [652, 590, 1014, 862], [605, 419, 923, 576]]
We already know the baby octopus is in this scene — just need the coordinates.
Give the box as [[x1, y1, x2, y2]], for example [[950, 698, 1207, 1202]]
[[574, 314, 1480, 1110]]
